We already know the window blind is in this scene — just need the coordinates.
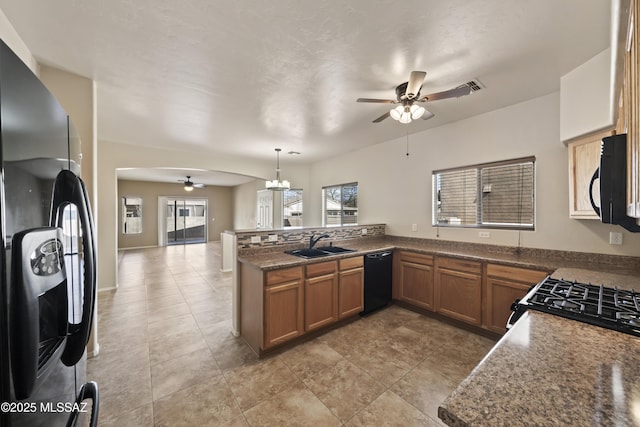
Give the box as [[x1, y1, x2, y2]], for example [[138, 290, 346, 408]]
[[433, 157, 535, 229]]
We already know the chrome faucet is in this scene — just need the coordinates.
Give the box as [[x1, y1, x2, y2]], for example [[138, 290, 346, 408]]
[[309, 233, 330, 249]]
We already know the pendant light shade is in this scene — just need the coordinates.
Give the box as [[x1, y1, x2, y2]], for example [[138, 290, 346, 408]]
[[265, 148, 290, 191]]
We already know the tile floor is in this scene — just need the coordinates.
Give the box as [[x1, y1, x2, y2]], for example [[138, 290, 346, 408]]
[[88, 242, 496, 426]]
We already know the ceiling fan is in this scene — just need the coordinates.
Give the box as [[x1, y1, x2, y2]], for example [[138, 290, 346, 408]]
[[178, 175, 205, 192], [357, 71, 473, 124]]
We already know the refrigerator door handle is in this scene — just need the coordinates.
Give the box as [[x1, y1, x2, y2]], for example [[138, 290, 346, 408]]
[[66, 381, 99, 427], [50, 170, 97, 366]]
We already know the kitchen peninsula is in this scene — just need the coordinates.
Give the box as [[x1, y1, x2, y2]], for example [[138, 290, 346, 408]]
[[438, 270, 640, 427]]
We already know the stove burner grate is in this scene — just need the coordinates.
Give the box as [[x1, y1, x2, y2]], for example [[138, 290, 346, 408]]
[[512, 277, 640, 337]]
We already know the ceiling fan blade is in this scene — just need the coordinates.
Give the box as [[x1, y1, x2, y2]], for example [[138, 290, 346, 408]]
[[193, 183, 205, 188], [357, 98, 396, 104], [405, 71, 426, 99], [421, 84, 472, 102], [422, 110, 435, 120], [372, 111, 391, 123]]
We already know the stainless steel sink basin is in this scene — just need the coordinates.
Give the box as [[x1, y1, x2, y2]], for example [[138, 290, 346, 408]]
[[285, 246, 355, 259]]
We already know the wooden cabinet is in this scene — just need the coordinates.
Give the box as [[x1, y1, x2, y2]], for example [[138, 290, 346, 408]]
[[623, 0, 640, 218], [434, 257, 482, 326], [304, 261, 338, 331], [263, 267, 304, 349], [484, 264, 549, 334], [393, 251, 434, 310], [568, 129, 614, 219], [338, 256, 364, 319]]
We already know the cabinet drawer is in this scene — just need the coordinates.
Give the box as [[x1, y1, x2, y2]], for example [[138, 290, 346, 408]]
[[306, 261, 338, 278], [339, 256, 363, 270], [436, 257, 481, 274], [486, 264, 548, 284], [397, 251, 433, 266], [266, 266, 303, 286]]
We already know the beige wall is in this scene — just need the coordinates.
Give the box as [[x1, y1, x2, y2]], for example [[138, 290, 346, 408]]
[[0, 9, 37, 74], [307, 92, 640, 256], [117, 180, 232, 249]]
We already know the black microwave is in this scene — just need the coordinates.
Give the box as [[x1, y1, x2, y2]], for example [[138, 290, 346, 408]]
[[589, 133, 640, 232]]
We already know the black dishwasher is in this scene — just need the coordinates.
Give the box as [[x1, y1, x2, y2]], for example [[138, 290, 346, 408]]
[[361, 251, 393, 315]]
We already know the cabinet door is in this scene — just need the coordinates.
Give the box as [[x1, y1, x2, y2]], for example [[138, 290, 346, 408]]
[[568, 129, 613, 219], [264, 280, 303, 349], [305, 273, 338, 331], [398, 260, 434, 310], [435, 268, 482, 325], [485, 278, 531, 334], [339, 267, 364, 319]]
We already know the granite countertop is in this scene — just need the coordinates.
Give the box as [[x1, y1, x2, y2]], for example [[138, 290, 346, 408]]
[[438, 310, 640, 426], [237, 236, 640, 276]]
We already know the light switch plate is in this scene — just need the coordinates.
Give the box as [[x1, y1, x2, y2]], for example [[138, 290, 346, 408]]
[[411, 224, 418, 232], [361, 228, 367, 235], [268, 234, 278, 242], [479, 231, 490, 238], [251, 236, 261, 244]]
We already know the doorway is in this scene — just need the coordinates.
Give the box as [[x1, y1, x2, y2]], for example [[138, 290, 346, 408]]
[[162, 197, 208, 245]]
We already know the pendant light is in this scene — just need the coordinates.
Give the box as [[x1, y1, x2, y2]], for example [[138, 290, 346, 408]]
[[265, 148, 290, 190]]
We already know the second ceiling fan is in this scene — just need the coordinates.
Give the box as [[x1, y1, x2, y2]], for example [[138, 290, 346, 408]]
[[357, 71, 473, 124]]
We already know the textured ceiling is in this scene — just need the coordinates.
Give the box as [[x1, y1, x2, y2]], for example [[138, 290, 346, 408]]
[[0, 1, 611, 173]]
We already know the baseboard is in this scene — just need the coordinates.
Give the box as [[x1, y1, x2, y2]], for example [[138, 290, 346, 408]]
[[98, 284, 118, 292], [118, 245, 158, 251]]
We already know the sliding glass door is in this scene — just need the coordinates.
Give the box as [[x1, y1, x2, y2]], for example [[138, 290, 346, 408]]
[[166, 197, 207, 245]]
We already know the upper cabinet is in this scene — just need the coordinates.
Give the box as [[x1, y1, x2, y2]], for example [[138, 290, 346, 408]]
[[624, 0, 640, 218], [560, 48, 615, 143]]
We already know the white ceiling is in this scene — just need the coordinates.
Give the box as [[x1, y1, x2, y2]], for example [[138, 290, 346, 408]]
[[0, 0, 611, 184]]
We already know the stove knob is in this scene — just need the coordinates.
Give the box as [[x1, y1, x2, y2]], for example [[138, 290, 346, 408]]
[[510, 299, 521, 311]]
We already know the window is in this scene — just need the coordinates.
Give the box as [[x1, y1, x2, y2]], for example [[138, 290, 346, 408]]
[[323, 183, 358, 226], [433, 157, 535, 229], [122, 196, 142, 234], [283, 189, 303, 227]]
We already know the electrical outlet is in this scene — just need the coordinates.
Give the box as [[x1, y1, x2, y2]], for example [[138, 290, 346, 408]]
[[609, 231, 623, 245], [361, 228, 367, 235], [250, 236, 261, 244], [411, 224, 418, 232], [479, 231, 491, 238], [268, 234, 278, 242]]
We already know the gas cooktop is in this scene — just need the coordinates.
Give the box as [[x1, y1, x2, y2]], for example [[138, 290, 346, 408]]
[[508, 277, 640, 337]]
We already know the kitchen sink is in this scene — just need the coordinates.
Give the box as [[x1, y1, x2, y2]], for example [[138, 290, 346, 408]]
[[315, 246, 355, 254], [285, 249, 331, 258], [285, 246, 355, 259]]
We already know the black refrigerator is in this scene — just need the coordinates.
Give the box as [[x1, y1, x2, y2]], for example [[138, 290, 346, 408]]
[[0, 40, 99, 426]]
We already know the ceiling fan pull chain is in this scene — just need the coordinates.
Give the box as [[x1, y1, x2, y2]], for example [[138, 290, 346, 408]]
[[405, 126, 410, 157]]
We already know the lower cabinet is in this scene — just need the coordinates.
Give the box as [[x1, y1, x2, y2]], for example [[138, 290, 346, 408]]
[[394, 251, 434, 310], [434, 257, 482, 326], [485, 264, 548, 334], [304, 261, 339, 331], [263, 267, 304, 349], [338, 256, 364, 318]]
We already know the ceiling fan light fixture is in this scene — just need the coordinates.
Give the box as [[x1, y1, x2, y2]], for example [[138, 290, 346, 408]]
[[399, 114, 412, 124], [390, 105, 404, 120], [411, 104, 426, 120], [265, 148, 291, 191], [183, 175, 195, 191]]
